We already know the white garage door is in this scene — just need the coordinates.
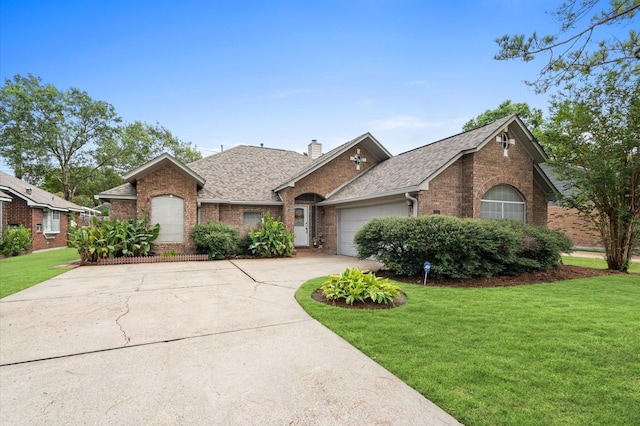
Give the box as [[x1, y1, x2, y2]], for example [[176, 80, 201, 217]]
[[338, 202, 408, 257]]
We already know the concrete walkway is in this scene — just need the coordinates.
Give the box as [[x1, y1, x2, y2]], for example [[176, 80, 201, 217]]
[[0, 256, 461, 425]]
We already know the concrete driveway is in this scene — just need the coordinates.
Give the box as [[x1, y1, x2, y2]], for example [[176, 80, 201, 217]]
[[0, 256, 461, 425]]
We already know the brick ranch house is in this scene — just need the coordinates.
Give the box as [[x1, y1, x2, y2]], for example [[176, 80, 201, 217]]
[[98, 115, 560, 256], [0, 171, 93, 251]]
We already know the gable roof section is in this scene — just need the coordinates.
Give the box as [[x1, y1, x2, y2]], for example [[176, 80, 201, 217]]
[[124, 153, 206, 188], [190, 145, 313, 203], [97, 182, 137, 200], [0, 171, 88, 212], [273, 133, 392, 192], [0, 189, 11, 202], [323, 115, 553, 205]]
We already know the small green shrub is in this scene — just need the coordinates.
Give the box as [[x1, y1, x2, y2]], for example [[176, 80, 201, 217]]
[[0, 225, 32, 256], [191, 221, 239, 259], [238, 233, 253, 255], [322, 267, 402, 305], [249, 212, 295, 257], [68, 214, 160, 263], [161, 250, 177, 257]]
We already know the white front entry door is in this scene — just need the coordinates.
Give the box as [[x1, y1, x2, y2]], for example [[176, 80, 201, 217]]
[[293, 205, 309, 246]]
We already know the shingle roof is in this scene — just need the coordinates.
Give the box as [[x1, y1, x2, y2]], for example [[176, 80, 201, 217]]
[[189, 145, 313, 202], [0, 171, 89, 211], [324, 115, 528, 203], [98, 182, 137, 199]]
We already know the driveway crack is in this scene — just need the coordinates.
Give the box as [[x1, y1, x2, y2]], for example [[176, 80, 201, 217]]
[[115, 296, 131, 346]]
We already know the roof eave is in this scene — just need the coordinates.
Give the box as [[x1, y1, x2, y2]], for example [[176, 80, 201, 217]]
[[197, 198, 283, 206], [319, 186, 419, 206]]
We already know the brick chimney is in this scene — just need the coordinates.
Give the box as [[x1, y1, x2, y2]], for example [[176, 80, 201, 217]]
[[308, 140, 322, 159]]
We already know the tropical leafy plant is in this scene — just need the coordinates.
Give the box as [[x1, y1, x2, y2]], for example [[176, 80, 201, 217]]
[[321, 267, 402, 305], [248, 212, 295, 257], [67, 213, 159, 263], [0, 225, 32, 256]]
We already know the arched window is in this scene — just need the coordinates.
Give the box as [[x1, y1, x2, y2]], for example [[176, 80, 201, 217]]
[[481, 185, 525, 222], [151, 195, 184, 242]]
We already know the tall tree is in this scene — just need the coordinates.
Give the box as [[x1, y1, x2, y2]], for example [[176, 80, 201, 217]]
[[0, 74, 122, 200], [1, 74, 202, 201], [542, 70, 639, 271], [495, 0, 640, 93], [462, 100, 544, 138]]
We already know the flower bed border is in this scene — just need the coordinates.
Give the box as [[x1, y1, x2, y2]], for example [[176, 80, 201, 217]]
[[95, 254, 209, 265]]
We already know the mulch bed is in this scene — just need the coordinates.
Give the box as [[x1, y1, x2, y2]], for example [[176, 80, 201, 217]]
[[376, 264, 621, 288], [311, 264, 621, 309]]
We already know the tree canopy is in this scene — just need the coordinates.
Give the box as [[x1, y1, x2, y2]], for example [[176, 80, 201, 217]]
[[495, 0, 640, 93], [462, 100, 544, 138], [0, 74, 202, 203], [542, 69, 639, 271]]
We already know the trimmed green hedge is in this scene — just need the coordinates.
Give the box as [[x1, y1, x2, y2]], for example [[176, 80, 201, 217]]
[[354, 215, 572, 279], [191, 221, 239, 259]]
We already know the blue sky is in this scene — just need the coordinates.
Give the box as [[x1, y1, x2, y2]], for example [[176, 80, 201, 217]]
[[2, 0, 564, 168]]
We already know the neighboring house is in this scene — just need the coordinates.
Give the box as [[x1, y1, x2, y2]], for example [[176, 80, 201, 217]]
[[0, 172, 91, 251], [542, 165, 603, 249], [98, 114, 559, 256]]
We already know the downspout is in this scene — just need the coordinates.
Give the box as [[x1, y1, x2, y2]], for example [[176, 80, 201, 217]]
[[405, 193, 418, 217]]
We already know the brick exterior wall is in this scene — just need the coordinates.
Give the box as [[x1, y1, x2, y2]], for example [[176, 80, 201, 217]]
[[2, 195, 31, 229], [110, 200, 137, 221], [199, 203, 220, 223], [135, 163, 199, 254], [548, 205, 602, 248]]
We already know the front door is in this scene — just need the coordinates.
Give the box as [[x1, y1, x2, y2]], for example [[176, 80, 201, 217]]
[[293, 205, 309, 246]]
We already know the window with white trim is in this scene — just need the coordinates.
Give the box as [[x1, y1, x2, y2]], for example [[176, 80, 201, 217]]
[[43, 210, 61, 233], [480, 185, 525, 222], [152, 195, 184, 242], [243, 212, 262, 228]]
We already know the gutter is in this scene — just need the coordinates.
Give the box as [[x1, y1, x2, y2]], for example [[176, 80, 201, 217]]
[[405, 193, 418, 217]]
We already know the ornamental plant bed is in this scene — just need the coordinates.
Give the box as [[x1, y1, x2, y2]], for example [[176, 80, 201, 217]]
[[311, 288, 407, 309], [376, 264, 620, 288]]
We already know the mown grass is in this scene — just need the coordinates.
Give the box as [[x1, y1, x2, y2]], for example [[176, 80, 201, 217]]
[[0, 248, 79, 298], [296, 272, 640, 426], [562, 254, 640, 273]]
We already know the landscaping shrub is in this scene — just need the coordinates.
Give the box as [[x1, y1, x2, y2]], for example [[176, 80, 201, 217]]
[[0, 225, 32, 256], [322, 267, 402, 305], [68, 214, 160, 263], [191, 221, 239, 259], [355, 215, 573, 279], [249, 212, 295, 257]]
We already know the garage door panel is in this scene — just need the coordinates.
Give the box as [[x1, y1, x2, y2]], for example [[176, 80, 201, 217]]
[[338, 203, 408, 257]]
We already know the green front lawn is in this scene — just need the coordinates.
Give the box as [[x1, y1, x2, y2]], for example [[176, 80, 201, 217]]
[[296, 272, 640, 425], [0, 248, 79, 298], [562, 254, 640, 273]]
